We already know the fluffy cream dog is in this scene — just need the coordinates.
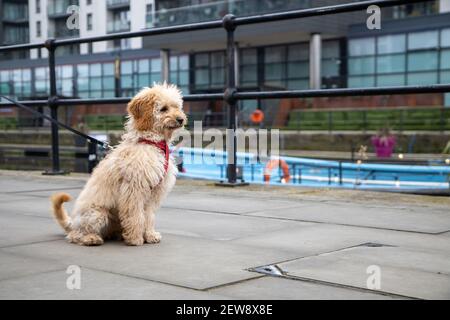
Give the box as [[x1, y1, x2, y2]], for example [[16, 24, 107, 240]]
[[51, 83, 186, 246]]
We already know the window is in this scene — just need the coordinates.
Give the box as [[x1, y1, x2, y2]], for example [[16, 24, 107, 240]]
[[120, 57, 161, 97], [441, 29, 450, 48], [193, 51, 226, 90], [77, 63, 116, 98], [87, 13, 93, 31], [408, 31, 438, 50], [349, 38, 375, 56], [264, 44, 309, 90], [36, 0, 40, 13], [377, 34, 405, 54], [57, 65, 74, 97], [36, 21, 41, 38], [169, 55, 189, 94], [240, 48, 258, 87]]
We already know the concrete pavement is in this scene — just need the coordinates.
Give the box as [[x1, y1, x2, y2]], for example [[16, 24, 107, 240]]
[[0, 170, 449, 299]]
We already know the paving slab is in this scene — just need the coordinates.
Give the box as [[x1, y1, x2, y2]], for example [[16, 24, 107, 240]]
[[0, 212, 62, 247], [0, 267, 228, 300], [232, 224, 450, 256], [278, 246, 450, 300], [247, 203, 450, 233], [156, 207, 314, 241], [162, 192, 302, 214], [210, 276, 402, 300], [0, 251, 66, 281], [1, 235, 304, 290]]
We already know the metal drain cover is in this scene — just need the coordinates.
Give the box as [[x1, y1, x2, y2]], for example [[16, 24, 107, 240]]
[[251, 264, 284, 276]]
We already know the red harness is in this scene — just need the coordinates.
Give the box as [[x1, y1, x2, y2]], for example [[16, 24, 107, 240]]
[[138, 138, 169, 173]]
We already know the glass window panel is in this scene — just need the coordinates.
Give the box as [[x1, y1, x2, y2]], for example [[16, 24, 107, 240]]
[[265, 46, 285, 63], [211, 52, 225, 68], [195, 70, 209, 85], [23, 83, 32, 95], [195, 53, 209, 67], [138, 59, 149, 73], [170, 56, 178, 71], [61, 65, 72, 78], [348, 76, 375, 88], [178, 55, 188, 70], [61, 79, 72, 95], [103, 90, 115, 98], [169, 71, 177, 83], [264, 80, 285, 89], [442, 29, 450, 48], [78, 91, 89, 98], [103, 76, 115, 90], [121, 61, 133, 75], [441, 50, 450, 69], [408, 51, 438, 71], [22, 69, 31, 81], [348, 57, 375, 75], [241, 49, 257, 65], [77, 78, 89, 91], [322, 59, 339, 77], [288, 62, 309, 78], [241, 65, 257, 82], [13, 70, 21, 82], [265, 63, 284, 80], [0, 83, 10, 94], [137, 74, 150, 87], [90, 91, 102, 98], [407, 72, 438, 85], [0, 70, 9, 82], [77, 64, 88, 77], [376, 74, 405, 87], [90, 77, 102, 90], [287, 79, 308, 90], [151, 58, 161, 72], [349, 38, 375, 56], [377, 34, 405, 54], [377, 54, 406, 73], [288, 44, 308, 61], [150, 73, 161, 83], [408, 31, 438, 50], [211, 68, 224, 85], [441, 71, 450, 83], [322, 41, 340, 59], [103, 63, 114, 76], [90, 63, 101, 76], [35, 80, 47, 92], [178, 71, 189, 85]]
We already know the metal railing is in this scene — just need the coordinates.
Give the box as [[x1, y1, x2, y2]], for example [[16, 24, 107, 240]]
[[0, 0, 449, 184]]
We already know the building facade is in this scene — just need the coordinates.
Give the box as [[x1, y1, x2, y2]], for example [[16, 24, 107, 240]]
[[0, 0, 449, 127]]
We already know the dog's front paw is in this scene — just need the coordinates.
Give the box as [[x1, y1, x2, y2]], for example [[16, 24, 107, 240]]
[[145, 231, 161, 244], [124, 237, 145, 246]]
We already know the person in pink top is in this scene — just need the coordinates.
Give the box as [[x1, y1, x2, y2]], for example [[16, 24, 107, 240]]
[[371, 128, 396, 158]]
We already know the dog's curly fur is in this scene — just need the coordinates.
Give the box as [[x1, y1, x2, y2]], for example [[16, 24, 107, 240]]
[[50, 83, 187, 246]]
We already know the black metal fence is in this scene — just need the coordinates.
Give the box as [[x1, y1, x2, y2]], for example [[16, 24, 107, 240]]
[[1, 0, 450, 184]]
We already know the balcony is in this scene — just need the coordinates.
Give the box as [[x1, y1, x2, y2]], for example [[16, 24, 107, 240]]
[[151, 0, 311, 28], [48, 28, 79, 39], [107, 20, 131, 34], [48, 0, 79, 18], [107, 0, 130, 10], [2, 2, 29, 23]]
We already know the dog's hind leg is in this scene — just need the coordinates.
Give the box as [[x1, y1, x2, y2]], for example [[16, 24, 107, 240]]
[[67, 207, 109, 246]]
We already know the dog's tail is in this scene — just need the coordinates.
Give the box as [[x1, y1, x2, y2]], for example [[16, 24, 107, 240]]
[[50, 192, 72, 233]]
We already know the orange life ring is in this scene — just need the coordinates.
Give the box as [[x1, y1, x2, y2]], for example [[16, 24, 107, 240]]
[[250, 109, 264, 124], [264, 159, 290, 184]]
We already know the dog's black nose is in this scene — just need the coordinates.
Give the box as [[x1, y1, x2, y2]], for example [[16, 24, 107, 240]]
[[176, 117, 184, 125]]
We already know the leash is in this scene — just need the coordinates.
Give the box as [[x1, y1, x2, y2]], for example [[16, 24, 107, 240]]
[[0, 95, 113, 151]]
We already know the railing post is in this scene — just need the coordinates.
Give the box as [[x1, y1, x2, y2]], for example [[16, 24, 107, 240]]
[[43, 38, 65, 175], [216, 14, 248, 187]]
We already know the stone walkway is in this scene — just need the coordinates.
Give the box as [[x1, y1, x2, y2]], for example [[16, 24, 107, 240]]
[[0, 170, 449, 299]]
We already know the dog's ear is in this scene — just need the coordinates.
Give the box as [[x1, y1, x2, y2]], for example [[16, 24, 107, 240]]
[[127, 90, 156, 131]]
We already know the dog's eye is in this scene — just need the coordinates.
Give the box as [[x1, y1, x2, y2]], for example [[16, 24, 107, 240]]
[[160, 106, 168, 112]]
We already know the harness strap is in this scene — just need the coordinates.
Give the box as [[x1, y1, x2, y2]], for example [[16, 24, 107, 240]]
[[138, 138, 169, 173]]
